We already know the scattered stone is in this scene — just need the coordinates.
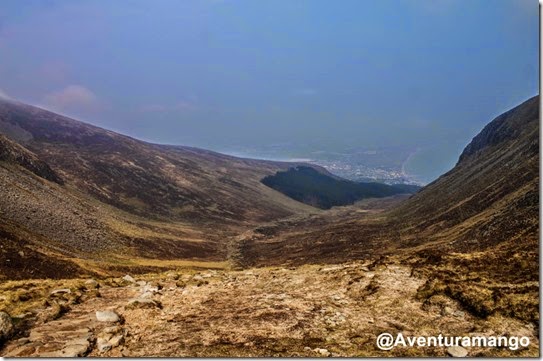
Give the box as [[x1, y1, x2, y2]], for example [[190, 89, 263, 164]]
[[0, 311, 14, 341], [453, 311, 465, 318], [97, 340, 112, 352], [139, 291, 154, 299], [136, 280, 147, 287], [84, 279, 99, 289], [125, 298, 160, 309], [50, 288, 71, 296], [122, 275, 136, 283], [102, 325, 122, 334], [447, 346, 468, 357], [192, 275, 204, 282], [141, 284, 160, 294], [442, 306, 454, 316], [165, 271, 179, 280], [314, 348, 331, 357], [96, 311, 120, 323], [109, 334, 124, 347]]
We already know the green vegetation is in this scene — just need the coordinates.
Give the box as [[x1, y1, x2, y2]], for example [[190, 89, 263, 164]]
[[261, 166, 420, 209]]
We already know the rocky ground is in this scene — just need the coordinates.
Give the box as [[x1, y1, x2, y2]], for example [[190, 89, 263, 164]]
[[0, 261, 538, 357]]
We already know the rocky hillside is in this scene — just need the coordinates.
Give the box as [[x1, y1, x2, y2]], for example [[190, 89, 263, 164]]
[[0, 134, 62, 184]]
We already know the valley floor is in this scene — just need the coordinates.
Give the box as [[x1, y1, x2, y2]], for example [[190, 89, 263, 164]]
[[0, 261, 538, 357]]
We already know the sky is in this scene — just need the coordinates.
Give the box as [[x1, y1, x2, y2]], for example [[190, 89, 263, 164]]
[[0, 0, 539, 182]]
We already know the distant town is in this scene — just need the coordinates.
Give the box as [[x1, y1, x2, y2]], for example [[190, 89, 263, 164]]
[[219, 145, 424, 186], [308, 159, 420, 185]]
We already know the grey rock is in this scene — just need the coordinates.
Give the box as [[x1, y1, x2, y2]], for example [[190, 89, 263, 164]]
[[122, 275, 136, 283], [50, 288, 71, 295], [96, 310, 120, 323], [142, 284, 160, 294]]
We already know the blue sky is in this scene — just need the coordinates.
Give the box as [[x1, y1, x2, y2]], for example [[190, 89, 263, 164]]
[[0, 0, 539, 181]]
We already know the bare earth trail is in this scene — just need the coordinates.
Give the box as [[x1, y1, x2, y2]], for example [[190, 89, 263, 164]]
[[1, 262, 537, 357]]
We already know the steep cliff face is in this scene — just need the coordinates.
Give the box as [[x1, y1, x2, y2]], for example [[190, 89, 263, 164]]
[[458, 96, 539, 162], [388, 95, 539, 250]]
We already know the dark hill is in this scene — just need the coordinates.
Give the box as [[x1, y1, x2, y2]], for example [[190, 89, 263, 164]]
[[262, 166, 420, 209]]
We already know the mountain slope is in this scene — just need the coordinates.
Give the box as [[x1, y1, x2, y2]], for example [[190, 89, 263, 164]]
[[241, 96, 539, 322], [0, 98, 326, 279], [243, 95, 539, 264]]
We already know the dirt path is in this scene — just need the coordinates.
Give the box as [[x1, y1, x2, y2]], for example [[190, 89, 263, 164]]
[[1, 262, 538, 357]]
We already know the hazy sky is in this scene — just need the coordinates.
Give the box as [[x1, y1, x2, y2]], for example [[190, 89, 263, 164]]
[[0, 0, 539, 181]]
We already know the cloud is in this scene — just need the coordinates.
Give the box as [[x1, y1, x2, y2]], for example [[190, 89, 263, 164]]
[[42, 85, 99, 112], [0, 88, 12, 100]]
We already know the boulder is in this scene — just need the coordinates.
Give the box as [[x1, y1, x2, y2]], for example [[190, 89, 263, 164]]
[[96, 310, 120, 323], [122, 275, 136, 283]]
